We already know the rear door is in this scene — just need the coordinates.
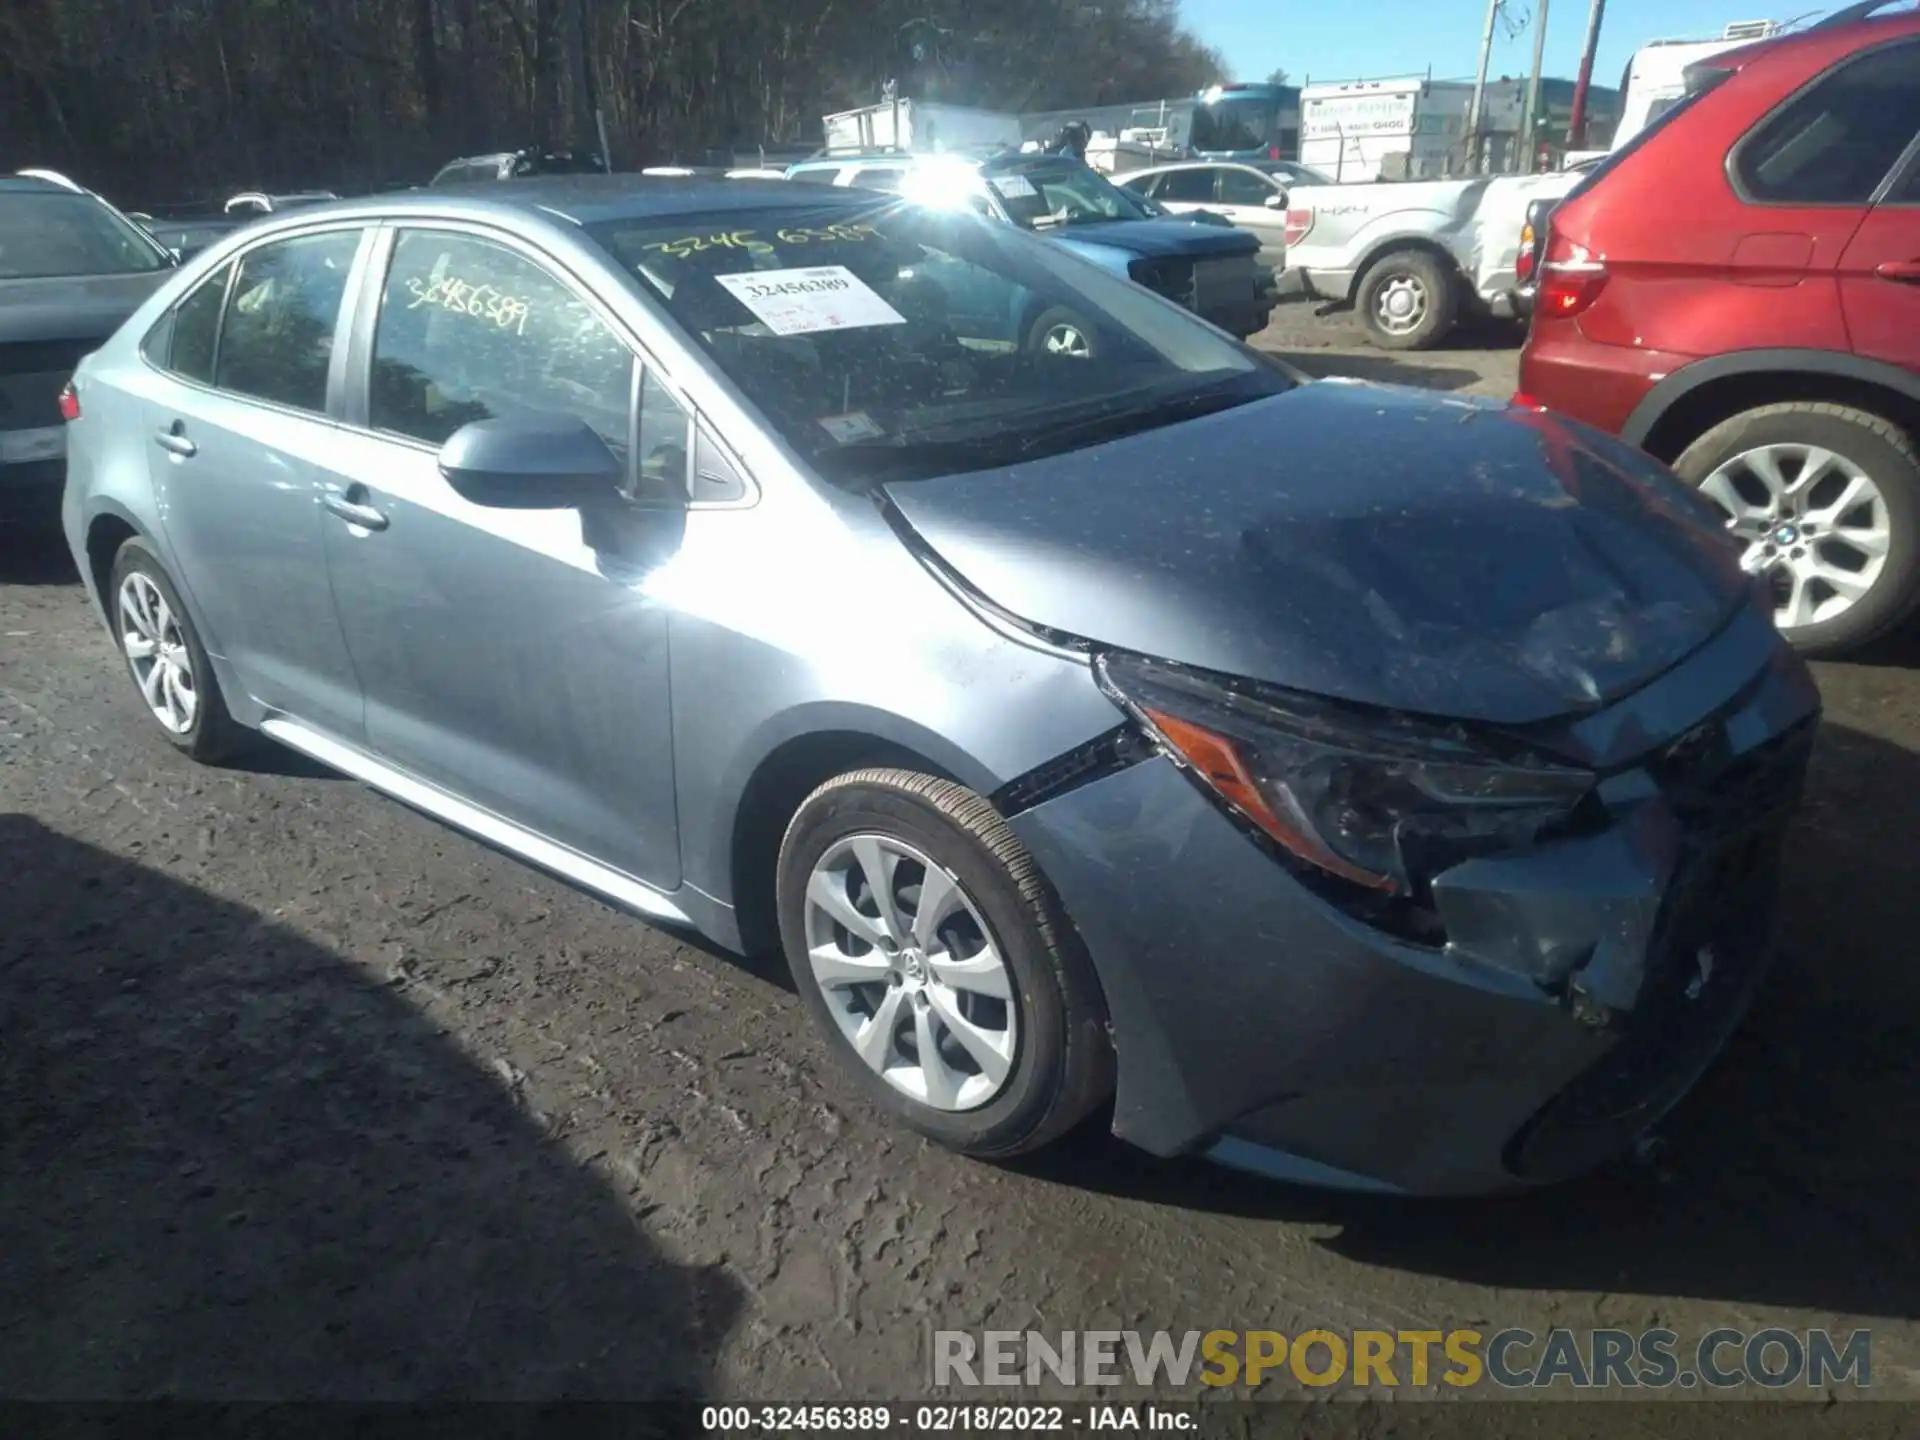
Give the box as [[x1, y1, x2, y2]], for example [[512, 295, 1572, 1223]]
[[1145, 167, 1219, 217], [1722, 37, 1920, 352], [142, 226, 372, 740], [1831, 42, 1920, 371]]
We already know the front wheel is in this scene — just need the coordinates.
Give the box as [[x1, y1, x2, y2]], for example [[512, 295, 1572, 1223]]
[[1026, 306, 1101, 360], [1358, 248, 1458, 351], [775, 769, 1113, 1157], [1674, 402, 1920, 656]]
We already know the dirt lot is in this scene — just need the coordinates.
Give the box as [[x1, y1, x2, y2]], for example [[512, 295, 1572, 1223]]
[[3, 309, 1917, 1415]]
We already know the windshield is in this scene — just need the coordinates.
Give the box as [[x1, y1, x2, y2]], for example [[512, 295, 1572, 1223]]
[[1192, 97, 1280, 153], [589, 200, 1288, 486], [980, 159, 1158, 229], [0, 192, 170, 279]]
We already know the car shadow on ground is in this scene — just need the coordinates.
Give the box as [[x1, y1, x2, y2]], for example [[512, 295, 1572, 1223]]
[[0, 516, 80, 586], [0, 815, 743, 1399], [1010, 719, 1920, 1322]]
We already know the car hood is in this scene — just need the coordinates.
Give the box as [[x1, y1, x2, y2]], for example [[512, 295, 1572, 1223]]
[[882, 381, 1752, 725], [0, 270, 172, 346], [1048, 218, 1258, 259]]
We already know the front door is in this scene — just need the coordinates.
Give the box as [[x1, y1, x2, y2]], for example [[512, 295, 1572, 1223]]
[[1212, 167, 1290, 269], [143, 227, 370, 740], [318, 225, 686, 888]]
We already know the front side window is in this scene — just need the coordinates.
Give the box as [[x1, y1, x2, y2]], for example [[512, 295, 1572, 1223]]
[[589, 199, 1287, 487], [1735, 41, 1920, 205], [1156, 169, 1218, 203], [848, 167, 908, 194], [0, 192, 170, 279], [215, 230, 361, 412], [1218, 169, 1279, 206], [369, 229, 634, 452]]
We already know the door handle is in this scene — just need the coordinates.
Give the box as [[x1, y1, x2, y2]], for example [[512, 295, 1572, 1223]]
[[322, 489, 389, 532], [1877, 259, 1920, 284], [153, 425, 196, 457]]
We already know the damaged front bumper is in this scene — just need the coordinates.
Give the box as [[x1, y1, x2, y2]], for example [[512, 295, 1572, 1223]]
[[1006, 604, 1819, 1195]]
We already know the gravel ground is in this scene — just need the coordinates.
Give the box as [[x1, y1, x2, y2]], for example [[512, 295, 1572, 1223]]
[[3, 314, 1917, 1415]]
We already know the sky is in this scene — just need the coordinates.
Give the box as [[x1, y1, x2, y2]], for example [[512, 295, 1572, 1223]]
[[1179, 0, 1838, 91]]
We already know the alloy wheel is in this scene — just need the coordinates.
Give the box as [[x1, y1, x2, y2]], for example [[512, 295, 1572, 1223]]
[[1042, 323, 1092, 358], [1697, 442, 1890, 631], [118, 571, 198, 734], [1373, 273, 1428, 337], [802, 833, 1017, 1112]]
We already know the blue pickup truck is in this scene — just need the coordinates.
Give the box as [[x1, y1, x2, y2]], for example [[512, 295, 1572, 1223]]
[[784, 151, 1275, 342]]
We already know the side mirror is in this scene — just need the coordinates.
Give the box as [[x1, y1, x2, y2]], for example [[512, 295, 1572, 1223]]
[[1264, 192, 1285, 210], [438, 414, 624, 510]]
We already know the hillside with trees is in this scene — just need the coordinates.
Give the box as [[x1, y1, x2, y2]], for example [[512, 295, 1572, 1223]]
[[1, 0, 1225, 205]]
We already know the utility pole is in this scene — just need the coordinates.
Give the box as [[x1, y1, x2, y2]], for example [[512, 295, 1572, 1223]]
[[1521, 0, 1551, 171], [1464, 0, 1503, 175], [1567, 0, 1608, 147]]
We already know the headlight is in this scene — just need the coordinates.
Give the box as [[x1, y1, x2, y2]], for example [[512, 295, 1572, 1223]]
[[1096, 653, 1593, 898]]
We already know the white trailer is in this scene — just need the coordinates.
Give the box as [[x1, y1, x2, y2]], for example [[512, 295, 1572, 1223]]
[[821, 100, 1023, 155], [1565, 20, 1781, 165], [1300, 78, 1495, 183]]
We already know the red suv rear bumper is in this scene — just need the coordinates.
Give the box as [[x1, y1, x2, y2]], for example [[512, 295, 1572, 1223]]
[[1518, 320, 1696, 442]]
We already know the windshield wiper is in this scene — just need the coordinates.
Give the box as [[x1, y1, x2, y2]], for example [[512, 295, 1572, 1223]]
[[1008, 385, 1262, 453]]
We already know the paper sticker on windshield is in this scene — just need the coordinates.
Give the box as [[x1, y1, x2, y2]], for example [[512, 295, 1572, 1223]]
[[714, 266, 905, 336], [991, 173, 1038, 199], [817, 411, 885, 443]]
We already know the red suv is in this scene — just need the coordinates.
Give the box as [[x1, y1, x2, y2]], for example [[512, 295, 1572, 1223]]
[[1519, 3, 1920, 655]]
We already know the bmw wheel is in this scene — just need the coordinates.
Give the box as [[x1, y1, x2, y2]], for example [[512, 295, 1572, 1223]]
[[109, 537, 243, 762], [1674, 402, 1920, 656], [776, 768, 1113, 1156]]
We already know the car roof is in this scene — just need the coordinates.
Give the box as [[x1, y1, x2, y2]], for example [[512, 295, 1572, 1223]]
[[264, 173, 877, 228], [0, 176, 84, 195]]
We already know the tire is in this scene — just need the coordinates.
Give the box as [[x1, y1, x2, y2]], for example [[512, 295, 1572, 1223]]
[[108, 537, 245, 762], [1357, 248, 1458, 351], [1672, 402, 1920, 657], [1026, 306, 1101, 360], [775, 768, 1113, 1157]]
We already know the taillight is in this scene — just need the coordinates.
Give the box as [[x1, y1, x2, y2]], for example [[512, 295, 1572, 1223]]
[[1515, 221, 1537, 286], [1284, 207, 1314, 247], [58, 381, 80, 422], [1537, 230, 1607, 319], [1268, 144, 1281, 160]]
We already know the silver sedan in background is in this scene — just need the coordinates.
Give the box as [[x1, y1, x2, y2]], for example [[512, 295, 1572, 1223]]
[[60, 177, 1815, 1195]]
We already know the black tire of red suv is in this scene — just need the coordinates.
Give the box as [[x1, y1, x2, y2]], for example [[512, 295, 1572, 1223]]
[[1672, 402, 1920, 658]]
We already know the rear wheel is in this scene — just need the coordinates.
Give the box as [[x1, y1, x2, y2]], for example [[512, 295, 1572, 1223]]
[[1358, 248, 1458, 351], [109, 537, 244, 762], [775, 768, 1112, 1157], [1673, 402, 1920, 656]]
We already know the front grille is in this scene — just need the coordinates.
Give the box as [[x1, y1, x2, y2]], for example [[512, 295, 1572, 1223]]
[[1506, 817, 1788, 1182], [1651, 713, 1816, 831], [1136, 259, 1196, 310], [0, 340, 93, 432], [1192, 255, 1255, 319]]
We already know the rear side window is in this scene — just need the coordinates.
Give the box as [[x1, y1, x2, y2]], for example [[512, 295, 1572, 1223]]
[[168, 264, 231, 383], [1735, 40, 1920, 204], [788, 167, 842, 186], [369, 229, 634, 453], [215, 230, 361, 412], [848, 166, 907, 193], [1157, 169, 1218, 203]]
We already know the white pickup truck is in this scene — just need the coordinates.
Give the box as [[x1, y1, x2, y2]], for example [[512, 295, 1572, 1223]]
[[1280, 169, 1581, 349]]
